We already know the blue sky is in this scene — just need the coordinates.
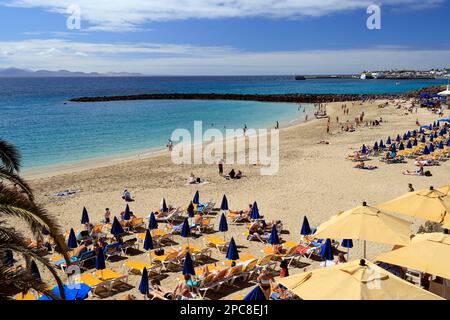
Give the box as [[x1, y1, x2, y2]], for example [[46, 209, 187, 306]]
[[0, 0, 449, 74]]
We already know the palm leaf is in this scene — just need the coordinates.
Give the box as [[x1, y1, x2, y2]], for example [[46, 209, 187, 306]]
[[0, 167, 33, 200], [0, 140, 21, 173]]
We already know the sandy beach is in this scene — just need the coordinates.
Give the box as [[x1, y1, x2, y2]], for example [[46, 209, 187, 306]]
[[24, 98, 450, 299]]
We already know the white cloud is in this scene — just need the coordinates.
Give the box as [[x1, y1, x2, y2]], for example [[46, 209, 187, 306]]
[[0, 39, 448, 75], [3, 0, 445, 32]]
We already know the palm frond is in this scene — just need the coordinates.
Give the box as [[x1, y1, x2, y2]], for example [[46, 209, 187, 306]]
[[0, 224, 65, 300], [0, 140, 21, 173], [0, 167, 33, 200]]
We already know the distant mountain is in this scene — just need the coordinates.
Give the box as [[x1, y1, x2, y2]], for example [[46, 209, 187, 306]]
[[0, 67, 144, 77]]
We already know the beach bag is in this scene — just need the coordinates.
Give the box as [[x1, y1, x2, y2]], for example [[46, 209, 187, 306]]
[[154, 248, 165, 256], [424, 170, 432, 177]]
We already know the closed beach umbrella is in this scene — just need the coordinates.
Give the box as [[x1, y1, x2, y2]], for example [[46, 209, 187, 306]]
[[123, 204, 131, 221], [268, 225, 280, 245], [95, 248, 106, 271], [402, 133, 407, 141], [220, 194, 229, 211], [243, 285, 267, 301], [148, 212, 158, 230], [430, 134, 434, 142], [314, 202, 412, 258], [320, 238, 334, 263], [423, 146, 430, 155], [421, 135, 426, 143], [301, 216, 312, 236], [161, 198, 168, 213], [412, 130, 417, 137], [396, 134, 401, 142], [386, 136, 391, 145], [182, 252, 195, 276], [413, 138, 418, 146], [433, 131, 438, 139], [379, 139, 385, 149], [181, 218, 191, 245], [226, 237, 239, 261], [361, 144, 367, 154], [373, 142, 378, 151], [390, 144, 396, 152], [67, 228, 78, 250], [341, 239, 353, 260], [399, 142, 404, 151], [250, 201, 260, 220], [111, 217, 124, 236], [429, 144, 434, 152], [219, 213, 228, 241], [278, 259, 442, 300], [30, 260, 41, 281], [193, 190, 199, 204], [376, 232, 450, 280], [139, 267, 149, 296], [376, 186, 450, 226], [143, 229, 154, 251], [406, 140, 412, 149], [81, 207, 89, 224], [447, 139, 450, 147], [187, 201, 195, 218]]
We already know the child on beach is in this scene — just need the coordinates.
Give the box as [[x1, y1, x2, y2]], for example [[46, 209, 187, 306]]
[[104, 208, 111, 224]]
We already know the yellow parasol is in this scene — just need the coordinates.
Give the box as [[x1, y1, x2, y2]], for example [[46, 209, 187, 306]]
[[375, 232, 450, 279], [313, 202, 412, 257], [278, 259, 443, 300]]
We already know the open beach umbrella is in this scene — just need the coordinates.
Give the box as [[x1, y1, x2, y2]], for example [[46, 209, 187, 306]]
[[139, 267, 149, 297], [81, 207, 89, 224], [341, 239, 353, 260], [376, 186, 450, 226], [219, 213, 228, 241], [226, 237, 239, 261], [268, 225, 280, 245], [243, 285, 267, 301], [278, 259, 442, 300], [161, 198, 168, 213], [148, 212, 158, 230], [399, 142, 404, 151], [123, 204, 131, 221], [375, 232, 450, 280], [95, 248, 106, 271], [250, 201, 260, 220], [313, 202, 412, 258], [39, 283, 91, 300], [423, 146, 430, 155], [220, 194, 229, 211], [182, 252, 195, 276], [187, 201, 195, 218], [300, 216, 312, 236], [181, 218, 191, 245], [320, 239, 334, 265], [361, 144, 367, 154], [373, 142, 378, 151], [30, 260, 41, 281], [437, 185, 450, 196], [143, 229, 154, 251], [406, 140, 412, 149], [111, 216, 125, 236], [67, 228, 78, 250], [193, 190, 199, 204], [386, 136, 391, 145]]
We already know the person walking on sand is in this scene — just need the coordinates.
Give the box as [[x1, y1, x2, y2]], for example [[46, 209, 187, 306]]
[[167, 139, 173, 152], [275, 121, 279, 129], [327, 123, 330, 134], [218, 158, 224, 176]]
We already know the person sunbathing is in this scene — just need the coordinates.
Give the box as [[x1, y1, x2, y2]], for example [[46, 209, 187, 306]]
[[187, 173, 196, 184], [194, 212, 203, 225], [403, 165, 426, 176], [122, 189, 134, 202], [151, 280, 174, 300], [173, 274, 196, 300], [335, 253, 347, 265], [354, 161, 377, 170], [235, 170, 243, 179], [257, 269, 274, 299]]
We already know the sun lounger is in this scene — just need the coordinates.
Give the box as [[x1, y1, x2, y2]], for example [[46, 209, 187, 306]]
[[78, 273, 110, 296], [193, 269, 228, 298], [150, 249, 185, 270], [196, 218, 214, 233], [120, 237, 138, 254], [127, 217, 145, 231], [155, 207, 183, 223], [58, 250, 96, 271], [203, 235, 229, 253], [255, 254, 276, 271], [122, 259, 162, 275], [103, 243, 122, 260], [224, 265, 244, 286], [15, 291, 37, 300], [92, 269, 128, 291]]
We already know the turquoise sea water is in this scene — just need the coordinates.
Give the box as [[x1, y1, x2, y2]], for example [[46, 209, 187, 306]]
[[0, 76, 446, 169]]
